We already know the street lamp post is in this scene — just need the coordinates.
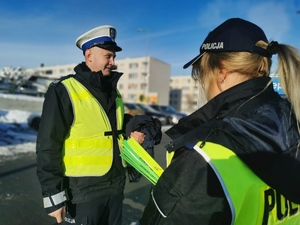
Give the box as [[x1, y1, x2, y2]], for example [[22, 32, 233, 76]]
[[137, 28, 150, 102], [137, 28, 149, 56]]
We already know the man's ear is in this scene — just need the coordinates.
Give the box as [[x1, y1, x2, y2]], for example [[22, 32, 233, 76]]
[[85, 49, 92, 62]]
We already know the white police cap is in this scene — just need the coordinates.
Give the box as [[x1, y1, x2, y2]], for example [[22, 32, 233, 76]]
[[75, 25, 122, 53]]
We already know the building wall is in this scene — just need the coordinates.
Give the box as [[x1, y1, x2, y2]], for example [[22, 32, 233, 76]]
[[170, 76, 206, 114], [169, 89, 182, 112], [147, 57, 170, 104], [116, 56, 170, 104], [25, 64, 76, 79]]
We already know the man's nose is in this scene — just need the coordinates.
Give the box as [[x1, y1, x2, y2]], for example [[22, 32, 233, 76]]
[[109, 57, 115, 65]]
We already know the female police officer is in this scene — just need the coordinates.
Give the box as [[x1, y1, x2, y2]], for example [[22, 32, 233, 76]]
[[140, 18, 300, 225]]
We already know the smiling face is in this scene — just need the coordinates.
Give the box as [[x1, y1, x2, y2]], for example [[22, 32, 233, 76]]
[[85, 47, 116, 76]]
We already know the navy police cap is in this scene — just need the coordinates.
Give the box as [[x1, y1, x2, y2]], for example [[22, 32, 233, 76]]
[[183, 18, 271, 69]]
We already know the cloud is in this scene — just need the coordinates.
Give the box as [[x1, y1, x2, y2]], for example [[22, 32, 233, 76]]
[[197, 0, 248, 28], [197, 0, 291, 43], [247, 2, 290, 41]]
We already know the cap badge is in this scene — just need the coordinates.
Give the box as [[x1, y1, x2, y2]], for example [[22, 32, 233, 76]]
[[109, 28, 116, 41]]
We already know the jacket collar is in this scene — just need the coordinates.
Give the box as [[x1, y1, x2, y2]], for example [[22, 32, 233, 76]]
[[74, 62, 123, 91]]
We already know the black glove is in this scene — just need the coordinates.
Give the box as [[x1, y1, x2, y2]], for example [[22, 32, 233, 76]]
[[127, 166, 141, 182]]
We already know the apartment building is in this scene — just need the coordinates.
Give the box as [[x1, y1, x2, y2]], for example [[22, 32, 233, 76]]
[[116, 56, 170, 104], [169, 76, 206, 114], [25, 63, 77, 80]]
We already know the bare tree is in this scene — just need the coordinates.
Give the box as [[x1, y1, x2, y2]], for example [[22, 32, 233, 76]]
[[0, 67, 29, 93]]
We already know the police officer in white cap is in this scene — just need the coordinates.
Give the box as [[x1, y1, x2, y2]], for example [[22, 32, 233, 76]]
[[36, 25, 146, 225]]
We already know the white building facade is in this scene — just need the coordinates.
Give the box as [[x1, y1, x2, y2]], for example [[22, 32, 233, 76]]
[[169, 76, 206, 114], [116, 56, 170, 104], [25, 63, 77, 80]]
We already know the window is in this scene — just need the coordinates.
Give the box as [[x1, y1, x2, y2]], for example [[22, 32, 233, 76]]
[[129, 63, 138, 68], [140, 83, 147, 89], [45, 70, 53, 75], [128, 83, 138, 89], [129, 73, 138, 79], [129, 94, 136, 100], [142, 61, 148, 70]]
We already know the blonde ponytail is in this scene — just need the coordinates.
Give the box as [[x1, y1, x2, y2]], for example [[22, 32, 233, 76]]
[[275, 44, 300, 123]]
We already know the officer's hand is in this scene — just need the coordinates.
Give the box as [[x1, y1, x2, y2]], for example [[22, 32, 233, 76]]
[[130, 131, 145, 144], [48, 206, 66, 223], [127, 165, 142, 182]]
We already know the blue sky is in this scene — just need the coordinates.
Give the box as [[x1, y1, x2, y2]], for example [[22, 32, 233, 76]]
[[1, 0, 300, 76]]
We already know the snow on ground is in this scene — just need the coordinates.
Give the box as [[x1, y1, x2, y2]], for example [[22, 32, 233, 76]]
[[0, 93, 44, 102], [0, 93, 39, 160], [0, 93, 171, 162], [0, 109, 37, 158]]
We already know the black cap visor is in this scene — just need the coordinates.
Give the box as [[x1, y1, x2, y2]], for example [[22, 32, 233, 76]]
[[183, 52, 205, 69], [91, 41, 122, 52]]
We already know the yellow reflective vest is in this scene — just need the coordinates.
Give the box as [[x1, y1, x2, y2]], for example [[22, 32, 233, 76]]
[[61, 77, 124, 176], [192, 141, 300, 225]]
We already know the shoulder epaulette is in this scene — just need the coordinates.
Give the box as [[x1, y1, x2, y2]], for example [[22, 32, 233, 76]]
[[49, 74, 75, 88]]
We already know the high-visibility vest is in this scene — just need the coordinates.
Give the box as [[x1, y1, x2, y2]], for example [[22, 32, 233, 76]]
[[193, 141, 300, 225], [61, 77, 125, 176]]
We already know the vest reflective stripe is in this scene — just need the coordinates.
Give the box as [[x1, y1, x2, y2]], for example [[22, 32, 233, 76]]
[[61, 78, 124, 176], [115, 89, 124, 132], [193, 141, 300, 225], [43, 190, 67, 208], [115, 89, 127, 167], [166, 151, 174, 167]]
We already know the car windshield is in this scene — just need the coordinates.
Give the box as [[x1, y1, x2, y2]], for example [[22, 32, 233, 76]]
[[137, 104, 156, 112]]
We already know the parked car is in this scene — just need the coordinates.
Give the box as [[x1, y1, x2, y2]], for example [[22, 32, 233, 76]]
[[15, 84, 44, 97], [0, 82, 13, 93], [150, 104, 187, 125], [124, 102, 145, 116], [135, 103, 167, 125]]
